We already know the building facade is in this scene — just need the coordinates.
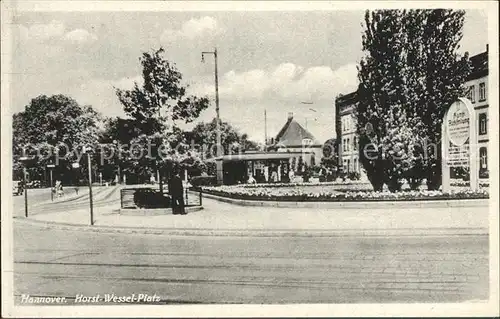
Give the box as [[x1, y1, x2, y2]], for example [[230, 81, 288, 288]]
[[335, 91, 361, 174], [268, 112, 323, 169], [334, 46, 489, 178], [464, 47, 489, 177]]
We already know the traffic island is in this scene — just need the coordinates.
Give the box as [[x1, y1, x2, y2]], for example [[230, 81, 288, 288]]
[[120, 187, 203, 214], [198, 182, 489, 209]]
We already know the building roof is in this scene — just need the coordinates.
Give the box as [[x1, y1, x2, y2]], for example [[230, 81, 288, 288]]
[[467, 50, 488, 80], [272, 113, 322, 147], [335, 90, 358, 107]]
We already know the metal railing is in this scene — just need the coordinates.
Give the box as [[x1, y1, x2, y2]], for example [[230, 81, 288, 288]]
[[120, 187, 202, 209]]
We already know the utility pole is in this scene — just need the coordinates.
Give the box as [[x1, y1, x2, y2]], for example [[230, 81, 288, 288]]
[[19, 156, 33, 218], [202, 47, 223, 184], [47, 164, 55, 201], [264, 110, 268, 148], [85, 148, 94, 226], [23, 166, 28, 217]]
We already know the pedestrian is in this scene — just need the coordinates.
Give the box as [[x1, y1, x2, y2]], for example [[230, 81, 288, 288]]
[[168, 170, 186, 215], [247, 174, 256, 184], [270, 170, 278, 183]]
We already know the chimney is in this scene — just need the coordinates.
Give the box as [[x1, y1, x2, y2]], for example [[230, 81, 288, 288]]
[[486, 44, 489, 52], [287, 112, 293, 120]]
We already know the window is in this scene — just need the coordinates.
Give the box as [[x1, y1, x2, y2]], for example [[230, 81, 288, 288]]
[[480, 147, 487, 170], [468, 85, 475, 103], [343, 139, 346, 152], [347, 159, 350, 172], [479, 82, 486, 101], [302, 138, 313, 146], [353, 136, 357, 151], [354, 158, 358, 172], [479, 113, 487, 135], [346, 138, 350, 152]]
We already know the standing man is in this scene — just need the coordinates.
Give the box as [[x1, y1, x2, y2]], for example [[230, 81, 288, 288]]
[[168, 170, 186, 215]]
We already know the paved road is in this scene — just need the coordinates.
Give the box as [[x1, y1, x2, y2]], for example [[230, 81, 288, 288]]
[[13, 222, 488, 304], [12, 186, 115, 218]]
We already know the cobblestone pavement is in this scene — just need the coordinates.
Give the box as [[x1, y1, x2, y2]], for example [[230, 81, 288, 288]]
[[13, 223, 489, 304]]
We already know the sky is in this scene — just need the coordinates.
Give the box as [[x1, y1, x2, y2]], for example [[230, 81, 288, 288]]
[[9, 8, 488, 144]]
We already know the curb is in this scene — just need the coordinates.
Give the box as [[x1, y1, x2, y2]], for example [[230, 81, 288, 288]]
[[118, 206, 204, 216], [201, 192, 490, 209], [13, 217, 488, 238]]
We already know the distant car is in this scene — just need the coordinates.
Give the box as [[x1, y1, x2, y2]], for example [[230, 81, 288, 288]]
[[13, 181, 23, 196]]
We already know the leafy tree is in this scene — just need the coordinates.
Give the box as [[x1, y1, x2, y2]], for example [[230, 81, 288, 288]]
[[115, 47, 209, 133], [321, 138, 339, 170], [100, 117, 140, 144], [402, 9, 471, 189], [97, 117, 140, 183], [186, 118, 258, 159], [357, 9, 470, 192], [115, 47, 210, 188], [12, 94, 101, 185]]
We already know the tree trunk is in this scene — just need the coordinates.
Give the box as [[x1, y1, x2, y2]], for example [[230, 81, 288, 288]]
[[387, 176, 402, 192], [367, 168, 385, 192], [426, 158, 442, 191]]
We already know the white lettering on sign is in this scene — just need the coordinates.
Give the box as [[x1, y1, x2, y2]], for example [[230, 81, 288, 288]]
[[446, 100, 470, 146]]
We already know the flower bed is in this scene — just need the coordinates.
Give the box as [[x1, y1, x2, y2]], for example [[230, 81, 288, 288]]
[[201, 185, 489, 202], [239, 180, 367, 188], [450, 179, 489, 187]]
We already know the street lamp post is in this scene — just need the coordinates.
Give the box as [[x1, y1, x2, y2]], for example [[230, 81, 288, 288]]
[[201, 47, 223, 185], [22, 162, 28, 217], [19, 156, 34, 218], [84, 147, 94, 226], [72, 162, 80, 194], [47, 164, 55, 201]]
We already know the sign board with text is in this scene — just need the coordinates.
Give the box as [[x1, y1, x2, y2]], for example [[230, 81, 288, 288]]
[[446, 100, 470, 147], [441, 98, 479, 192]]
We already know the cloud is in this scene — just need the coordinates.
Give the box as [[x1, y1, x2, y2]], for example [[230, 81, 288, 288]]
[[64, 29, 98, 44], [190, 62, 359, 102], [19, 20, 65, 41], [18, 21, 97, 45], [161, 16, 222, 42], [112, 75, 143, 90]]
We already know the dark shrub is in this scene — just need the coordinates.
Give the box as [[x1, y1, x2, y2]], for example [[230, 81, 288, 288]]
[[191, 175, 217, 188], [133, 188, 171, 208]]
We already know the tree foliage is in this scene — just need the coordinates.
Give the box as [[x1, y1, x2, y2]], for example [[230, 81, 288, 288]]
[[186, 118, 258, 159], [115, 47, 209, 136], [12, 94, 101, 184], [357, 9, 471, 192], [321, 138, 339, 170], [114, 48, 210, 184]]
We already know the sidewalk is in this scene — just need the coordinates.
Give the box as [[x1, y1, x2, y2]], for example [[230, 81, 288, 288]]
[[16, 193, 490, 237]]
